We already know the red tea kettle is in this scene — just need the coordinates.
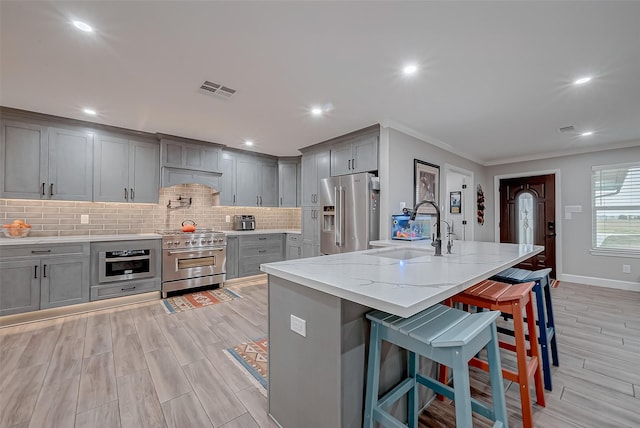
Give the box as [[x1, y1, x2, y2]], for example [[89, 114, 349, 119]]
[[181, 220, 197, 233]]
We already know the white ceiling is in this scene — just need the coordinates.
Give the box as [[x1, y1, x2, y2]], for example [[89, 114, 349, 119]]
[[1, 1, 639, 165]]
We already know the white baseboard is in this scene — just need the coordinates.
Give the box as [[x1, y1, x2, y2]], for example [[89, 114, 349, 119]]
[[559, 273, 639, 292]]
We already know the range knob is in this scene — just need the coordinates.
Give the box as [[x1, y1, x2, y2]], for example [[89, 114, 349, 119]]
[[173, 240, 180, 245]]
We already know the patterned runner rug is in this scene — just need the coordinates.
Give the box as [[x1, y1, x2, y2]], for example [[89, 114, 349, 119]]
[[161, 288, 241, 314], [224, 337, 268, 396]]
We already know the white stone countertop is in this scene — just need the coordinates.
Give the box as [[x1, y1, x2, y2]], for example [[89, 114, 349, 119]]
[[261, 240, 543, 318], [0, 233, 162, 246], [225, 229, 301, 236]]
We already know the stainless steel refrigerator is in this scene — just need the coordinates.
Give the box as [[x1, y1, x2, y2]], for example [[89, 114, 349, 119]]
[[320, 172, 380, 255]]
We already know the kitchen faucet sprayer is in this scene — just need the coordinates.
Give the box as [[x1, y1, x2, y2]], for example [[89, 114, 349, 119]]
[[409, 200, 442, 256]]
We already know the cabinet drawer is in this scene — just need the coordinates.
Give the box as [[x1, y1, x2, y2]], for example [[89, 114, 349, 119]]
[[90, 278, 160, 301], [239, 254, 283, 276], [287, 234, 301, 244], [239, 234, 284, 246], [239, 243, 283, 258], [0, 243, 89, 259]]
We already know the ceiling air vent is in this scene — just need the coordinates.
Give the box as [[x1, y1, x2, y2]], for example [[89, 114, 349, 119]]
[[199, 80, 237, 100], [559, 125, 575, 133]]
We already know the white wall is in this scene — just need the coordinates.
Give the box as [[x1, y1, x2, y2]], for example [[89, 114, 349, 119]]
[[486, 144, 640, 290], [379, 127, 490, 241]]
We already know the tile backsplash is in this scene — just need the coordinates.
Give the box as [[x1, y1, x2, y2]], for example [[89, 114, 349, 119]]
[[0, 184, 301, 237]]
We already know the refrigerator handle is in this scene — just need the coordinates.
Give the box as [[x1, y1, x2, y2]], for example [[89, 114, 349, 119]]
[[334, 186, 340, 246], [336, 186, 345, 247]]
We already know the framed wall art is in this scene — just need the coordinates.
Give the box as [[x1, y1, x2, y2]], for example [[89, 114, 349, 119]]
[[413, 159, 440, 214], [450, 191, 462, 214]]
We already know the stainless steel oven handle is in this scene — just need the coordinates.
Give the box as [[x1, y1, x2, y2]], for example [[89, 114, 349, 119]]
[[104, 255, 150, 262], [167, 247, 225, 255]]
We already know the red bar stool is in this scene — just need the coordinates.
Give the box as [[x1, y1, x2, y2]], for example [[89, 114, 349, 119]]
[[442, 280, 546, 428]]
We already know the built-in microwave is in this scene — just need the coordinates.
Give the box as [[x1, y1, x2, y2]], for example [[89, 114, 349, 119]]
[[98, 248, 156, 283]]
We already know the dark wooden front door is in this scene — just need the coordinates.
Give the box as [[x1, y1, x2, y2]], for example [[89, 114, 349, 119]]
[[499, 174, 556, 278]]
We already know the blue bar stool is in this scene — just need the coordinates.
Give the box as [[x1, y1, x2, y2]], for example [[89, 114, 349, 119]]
[[490, 267, 558, 391], [364, 304, 508, 428]]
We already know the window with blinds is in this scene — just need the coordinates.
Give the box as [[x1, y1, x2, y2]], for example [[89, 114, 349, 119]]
[[592, 163, 640, 252]]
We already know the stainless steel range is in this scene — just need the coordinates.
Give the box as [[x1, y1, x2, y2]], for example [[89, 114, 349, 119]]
[[157, 229, 227, 298]]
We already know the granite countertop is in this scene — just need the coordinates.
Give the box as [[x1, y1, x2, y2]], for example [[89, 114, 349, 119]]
[[0, 234, 162, 246], [0, 229, 302, 246], [261, 240, 543, 318], [225, 229, 301, 236]]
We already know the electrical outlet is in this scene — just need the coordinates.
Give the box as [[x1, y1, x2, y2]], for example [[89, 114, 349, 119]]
[[225, 215, 231, 223], [399, 202, 406, 210], [623, 264, 631, 274], [290, 314, 307, 337], [80, 214, 89, 224]]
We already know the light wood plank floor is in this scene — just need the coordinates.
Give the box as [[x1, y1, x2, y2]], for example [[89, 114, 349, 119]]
[[1, 279, 639, 428]]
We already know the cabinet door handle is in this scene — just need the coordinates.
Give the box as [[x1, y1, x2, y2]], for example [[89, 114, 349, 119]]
[[34, 265, 38, 279], [42, 183, 46, 196], [31, 249, 51, 254], [233, 194, 236, 204], [280, 197, 283, 205], [258, 249, 267, 253], [352, 158, 355, 170], [348, 159, 351, 170], [124, 188, 128, 201], [43, 264, 47, 278], [49, 183, 54, 196], [121, 286, 136, 291], [258, 236, 267, 240], [260, 196, 263, 206], [130, 188, 134, 201]]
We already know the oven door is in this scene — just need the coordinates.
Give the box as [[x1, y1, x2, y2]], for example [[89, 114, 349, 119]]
[[163, 246, 226, 282]]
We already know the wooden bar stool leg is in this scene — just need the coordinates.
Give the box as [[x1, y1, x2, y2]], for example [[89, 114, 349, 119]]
[[543, 280, 559, 367], [364, 322, 381, 428], [533, 284, 552, 391], [525, 298, 546, 407], [408, 351, 419, 428], [451, 348, 474, 428], [512, 300, 534, 428], [486, 324, 509, 426]]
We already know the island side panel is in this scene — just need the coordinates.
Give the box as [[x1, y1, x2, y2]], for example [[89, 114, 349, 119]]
[[268, 275, 342, 428]]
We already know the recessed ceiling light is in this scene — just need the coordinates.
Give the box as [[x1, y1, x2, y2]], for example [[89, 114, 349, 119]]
[[244, 140, 254, 146], [581, 131, 594, 136], [574, 76, 592, 85], [72, 20, 93, 33], [311, 107, 323, 116], [403, 64, 418, 75], [83, 108, 97, 116]]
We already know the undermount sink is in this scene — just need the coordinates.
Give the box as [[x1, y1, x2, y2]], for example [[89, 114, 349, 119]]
[[367, 248, 432, 260]]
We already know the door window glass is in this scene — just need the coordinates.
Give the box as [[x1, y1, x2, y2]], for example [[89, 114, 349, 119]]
[[517, 192, 534, 245]]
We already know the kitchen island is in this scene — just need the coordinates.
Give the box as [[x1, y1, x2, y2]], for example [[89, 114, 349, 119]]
[[261, 240, 542, 428]]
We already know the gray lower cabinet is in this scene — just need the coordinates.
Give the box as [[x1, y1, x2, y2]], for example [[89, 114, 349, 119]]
[[302, 207, 321, 257], [0, 259, 41, 316], [238, 234, 284, 277], [0, 243, 90, 316], [226, 236, 239, 279], [286, 233, 302, 260]]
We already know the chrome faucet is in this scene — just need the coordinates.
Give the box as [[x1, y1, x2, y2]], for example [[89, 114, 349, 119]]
[[409, 200, 442, 256], [441, 220, 453, 254]]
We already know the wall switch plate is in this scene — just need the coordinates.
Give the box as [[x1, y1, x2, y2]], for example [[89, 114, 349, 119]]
[[399, 202, 406, 210], [290, 314, 307, 337], [623, 264, 631, 274], [80, 214, 89, 224], [225, 215, 231, 223]]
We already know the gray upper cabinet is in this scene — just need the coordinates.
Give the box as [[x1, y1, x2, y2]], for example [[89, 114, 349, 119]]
[[162, 168, 219, 190], [0, 120, 93, 201], [161, 138, 222, 173], [330, 134, 378, 176], [219, 153, 237, 205], [94, 134, 160, 203], [301, 150, 330, 206], [278, 160, 298, 207], [234, 153, 278, 207]]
